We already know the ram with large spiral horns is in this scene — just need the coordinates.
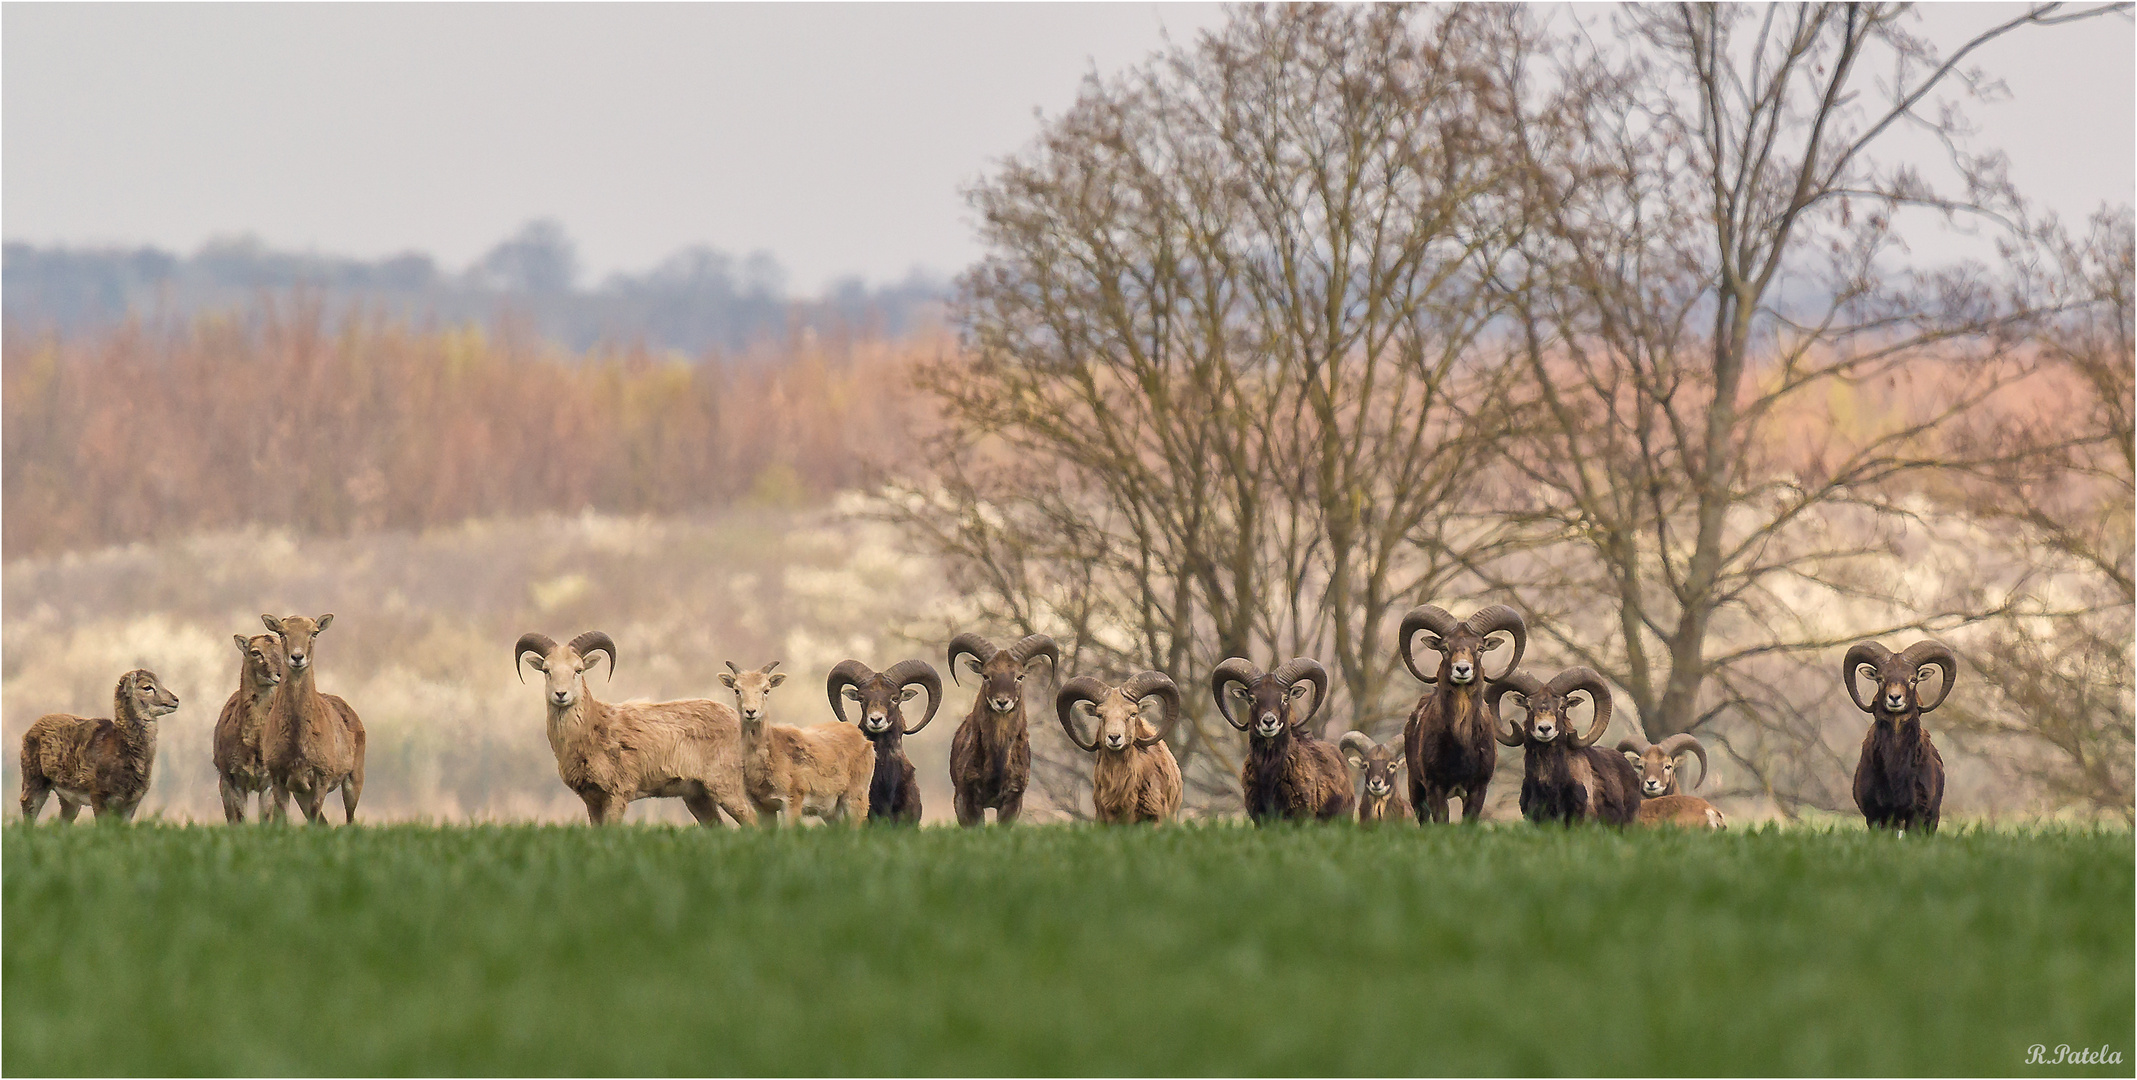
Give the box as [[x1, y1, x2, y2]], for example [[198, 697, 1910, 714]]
[[1844, 639, 1955, 834], [1397, 605, 1527, 823], [946, 633, 1059, 826], [515, 631, 755, 825], [1211, 657, 1353, 824], [1488, 667, 1641, 826], [827, 658, 942, 825], [1056, 671, 1184, 824]]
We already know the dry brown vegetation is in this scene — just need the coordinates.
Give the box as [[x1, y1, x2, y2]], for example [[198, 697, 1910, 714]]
[[1, 301, 939, 557]]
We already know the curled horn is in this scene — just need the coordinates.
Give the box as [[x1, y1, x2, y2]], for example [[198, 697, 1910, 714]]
[[1898, 640, 1957, 712], [1485, 671, 1544, 746], [513, 633, 557, 683], [1549, 667, 1615, 747], [1615, 732, 1653, 756], [1120, 670, 1180, 747], [1009, 634, 1060, 671], [1338, 730, 1376, 768], [946, 633, 998, 686], [1273, 658, 1330, 727], [1398, 606, 1461, 684], [1466, 605, 1528, 682], [1657, 733, 1708, 790], [886, 659, 943, 734], [1841, 641, 1891, 713], [1053, 676, 1107, 753], [567, 631, 616, 681], [1210, 658, 1263, 731], [826, 660, 876, 725]]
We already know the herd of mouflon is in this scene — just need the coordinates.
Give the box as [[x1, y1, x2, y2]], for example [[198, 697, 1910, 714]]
[[19, 607, 1956, 833]]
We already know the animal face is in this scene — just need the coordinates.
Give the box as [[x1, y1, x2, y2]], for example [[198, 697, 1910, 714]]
[[1226, 676, 1313, 739], [1631, 747, 1678, 797], [127, 670, 180, 718], [973, 650, 1033, 715], [1417, 625, 1508, 686], [1088, 692, 1151, 751], [261, 613, 333, 673], [843, 678, 920, 734], [234, 633, 285, 691], [720, 662, 787, 725], [1343, 739, 1404, 797], [1856, 655, 1929, 715]]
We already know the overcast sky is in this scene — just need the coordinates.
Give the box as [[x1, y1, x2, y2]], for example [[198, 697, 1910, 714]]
[[4, 3, 2130, 292]]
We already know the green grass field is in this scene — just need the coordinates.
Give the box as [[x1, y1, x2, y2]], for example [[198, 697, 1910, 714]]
[[4, 822, 2129, 1076]]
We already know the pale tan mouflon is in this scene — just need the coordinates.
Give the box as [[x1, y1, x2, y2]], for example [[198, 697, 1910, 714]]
[[261, 614, 366, 824], [719, 660, 874, 826], [20, 669, 181, 822], [214, 633, 286, 823], [1617, 731, 1725, 828], [516, 631, 756, 825], [1055, 672, 1183, 824]]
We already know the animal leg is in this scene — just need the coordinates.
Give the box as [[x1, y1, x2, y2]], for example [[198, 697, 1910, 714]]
[[1460, 782, 1490, 824], [20, 777, 50, 823], [266, 783, 293, 823], [954, 788, 984, 827], [580, 790, 611, 825], [995, 791, 1024, 824], [55, 797, 82, 824], [341, 767, 363, 825], [220, 777, 247, 824], [293, 786, 327, 825], [708, 781, 754, 827], [1423, 787, 1451, 824]]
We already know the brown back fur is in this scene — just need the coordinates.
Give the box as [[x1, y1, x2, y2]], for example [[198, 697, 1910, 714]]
[[721, 662, 873, 825], [520, 631, 756, 826], [20, 669, 180, 822], [1634, 794, 1726, 828]]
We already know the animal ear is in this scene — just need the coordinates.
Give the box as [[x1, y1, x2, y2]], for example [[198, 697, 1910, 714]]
[[1480, 637, 1505, 651], [718, 673, 737, 690], [898, 687, 920, 702], [1343, 748, 1366, 770], [262, 614, 283, 633], [768, 673, 786, 688], [314, 614, 334, 632], [234, 634, 250, 651]]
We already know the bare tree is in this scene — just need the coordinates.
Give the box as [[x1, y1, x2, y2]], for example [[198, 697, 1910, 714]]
[[899, 6, 1534, 812], [1943, 207, 2134, 818], [1475, 2, 2128, 812]]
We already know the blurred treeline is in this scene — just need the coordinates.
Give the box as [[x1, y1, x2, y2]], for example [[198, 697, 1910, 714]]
[[2, 219, 947, 352], [1, 300, 939, 557]]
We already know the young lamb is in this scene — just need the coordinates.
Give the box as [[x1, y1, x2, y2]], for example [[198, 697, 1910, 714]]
[[20, 669, 181, 822], [1338, 731, 1412, 826], [719, 661, 874, 826], [826, 659, 942, 825], [946, 632, 1059, 825], [214, 632, 286, 823], [515, 631, 757, 826], [1210, 657, 1354, 824], [262, 614, 365, 824], [1054, 671, 1183, 824]]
